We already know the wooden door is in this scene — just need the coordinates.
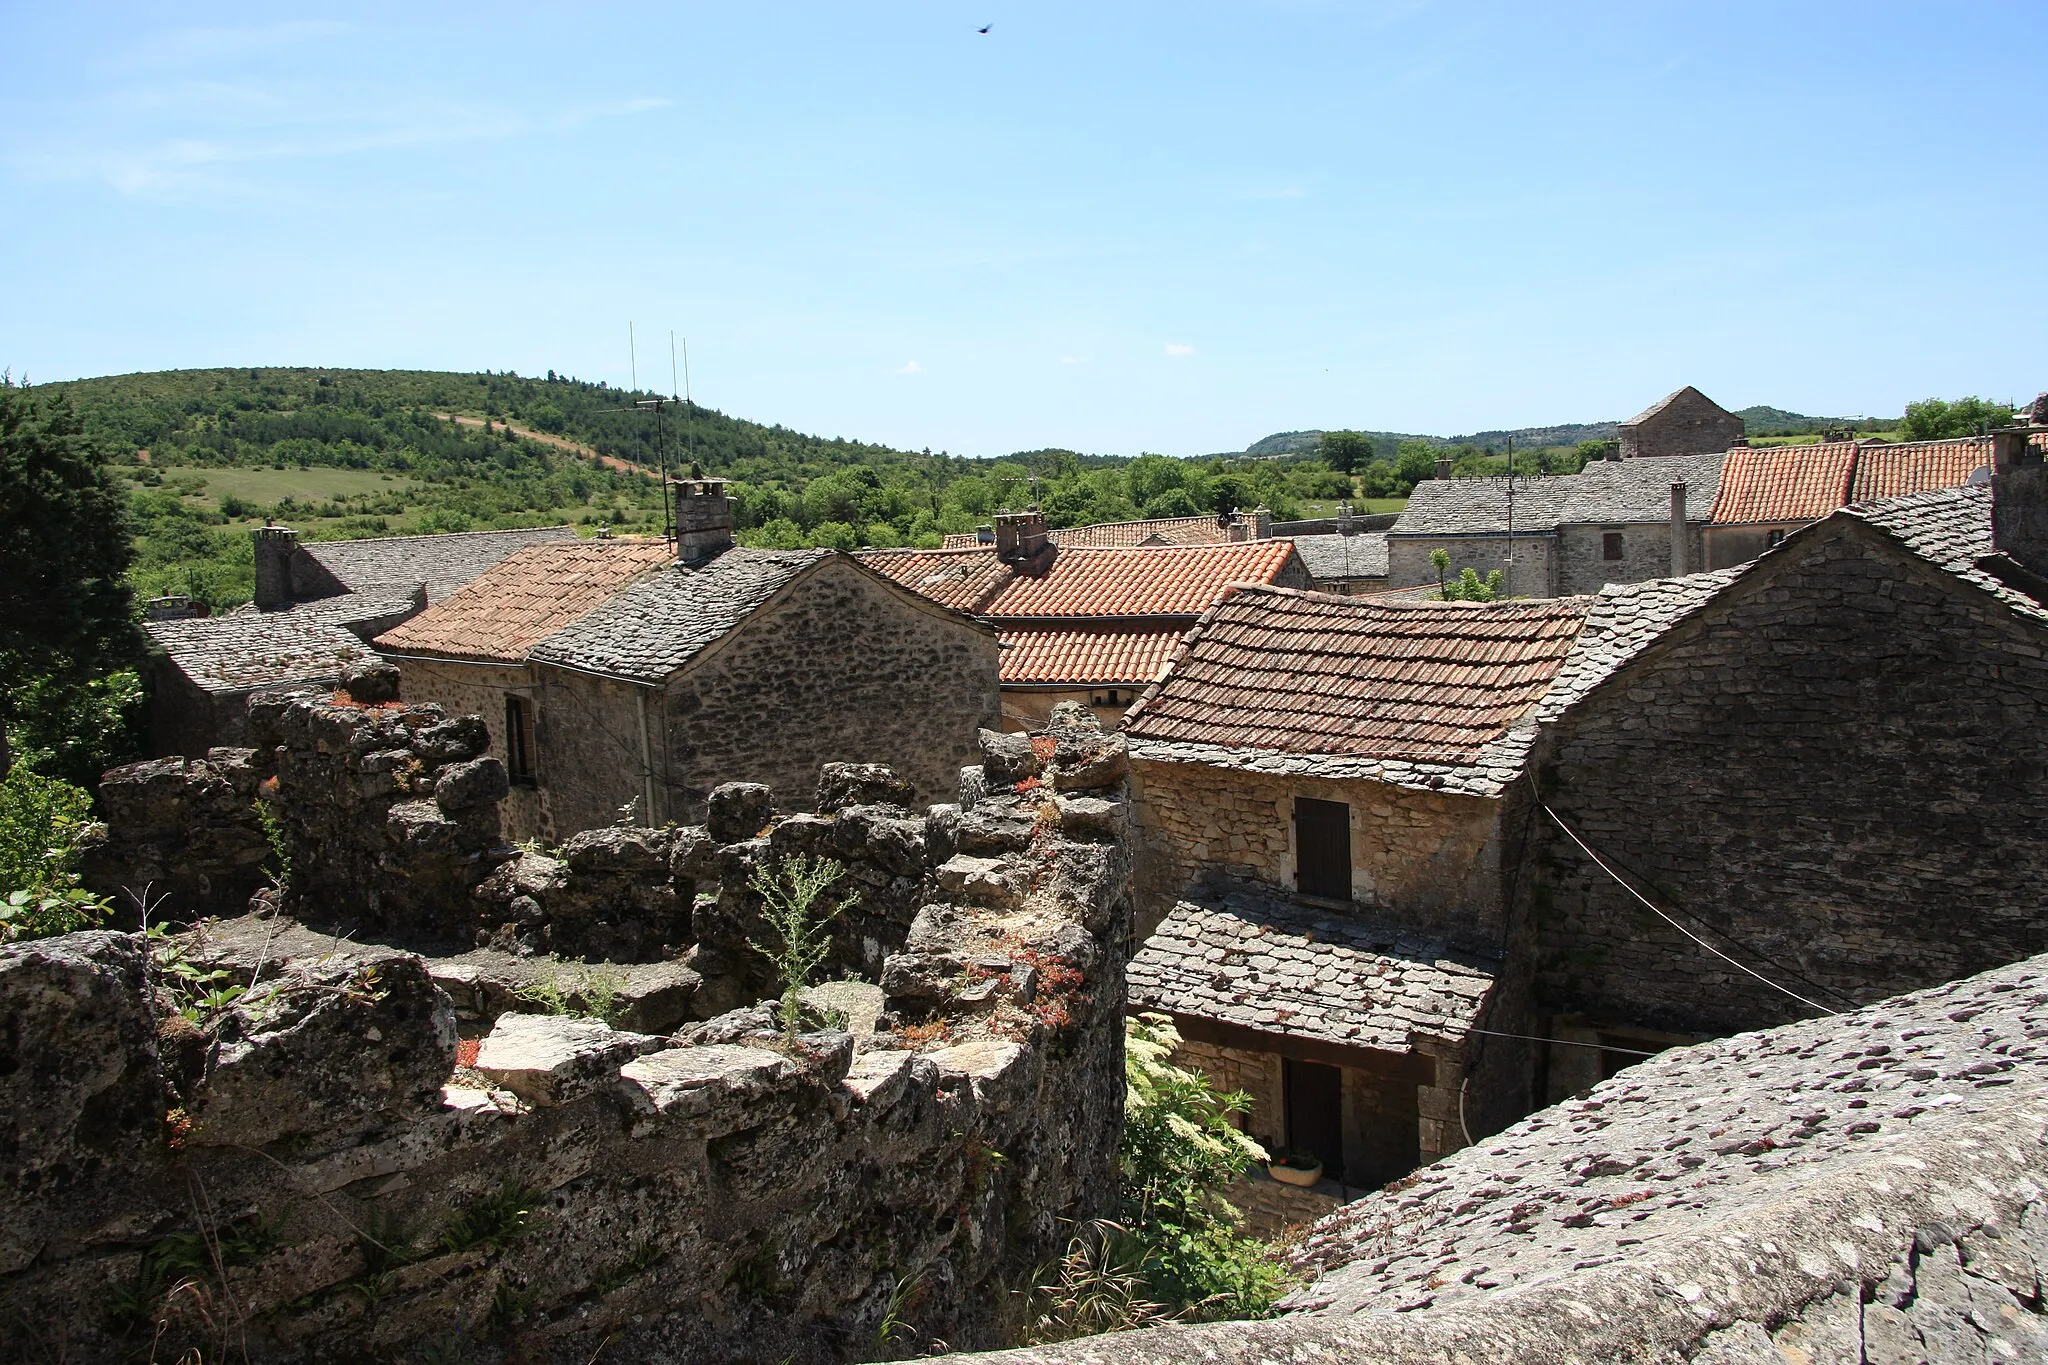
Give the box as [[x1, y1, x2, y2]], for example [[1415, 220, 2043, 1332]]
[[1294, 797, 1351, 900]]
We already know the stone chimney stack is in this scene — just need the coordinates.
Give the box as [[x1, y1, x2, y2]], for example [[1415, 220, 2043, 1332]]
[[672, 479, 734, 566], [1337, 501, 1356, 535], [1670, 482, 1689, 576], [1991, 428, 2048, 573], [253, 525, 299, 610], [1434, 457, 1454, 481], [994, 510, 1052, 569], [1227, 517, 1249, 542], [1250, 506, 1273, 539]]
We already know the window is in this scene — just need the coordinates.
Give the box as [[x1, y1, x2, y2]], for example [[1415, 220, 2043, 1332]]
[[1283, 1059, 1344, 1181], [1293, 797, 1351, 900], [504, 695, 536, 785], [1766, 529, 1786, 549], [1601, 531, 1625, 561]]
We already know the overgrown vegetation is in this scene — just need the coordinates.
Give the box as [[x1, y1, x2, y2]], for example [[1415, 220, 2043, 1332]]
[[1026, 1015, 1289, 1340], [1901, 395, 2016, 441], [747, 852, 847, 1039], [515, 962, 630, 1026], [0, 766, 110, 941]]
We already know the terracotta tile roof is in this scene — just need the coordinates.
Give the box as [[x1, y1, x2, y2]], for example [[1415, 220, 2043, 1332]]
[[1129, 890, 1497, 1053], [1705, 443, 1858, 524], [300, 525, 577, 601], [997, 626, 1187, 686], [856, 541, 1302, 620], [939, 514, 1234, 551], [1847, 437, 1991, 502], [1122, 585, 1591, 767], [374, 539, 672, 663]]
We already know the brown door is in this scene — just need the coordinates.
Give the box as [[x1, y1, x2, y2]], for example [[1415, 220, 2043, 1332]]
[[1283, 1059, 1344, 1181], [1294, 797, 1350, 900]]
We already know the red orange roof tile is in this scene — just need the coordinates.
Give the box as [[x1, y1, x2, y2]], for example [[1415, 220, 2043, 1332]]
[[1706, 444, 1858, 525], [374, 538, 672, 663], [1847, 438, 1990, 502], [856, 541, 1302, 620], [998, 626, 1188, 686], [939, 514, 1235, 551]]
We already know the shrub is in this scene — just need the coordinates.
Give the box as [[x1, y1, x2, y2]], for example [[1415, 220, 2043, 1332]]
[[0, 766, 109, 940], [747, 852, 845, 1039]]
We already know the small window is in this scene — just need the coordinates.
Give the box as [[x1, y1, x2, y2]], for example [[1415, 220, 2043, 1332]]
[[1766, 529, 1786, 549], [1294, 797, 1351, 901], [1601, 532, 1625, 561], [1283, 1059, 1345, 1182], [505, 695, 536, 785]]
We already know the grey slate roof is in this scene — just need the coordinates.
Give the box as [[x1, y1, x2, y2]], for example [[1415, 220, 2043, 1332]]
[[527, 547, 831, 683], [147, 586, 424, 694], [1388, 477, 1571, 536], [1128, 891, 1497, 1052], [1288, 532, 1389, 581], [1844, 483, 2048, 627], [1390, 453, 1725, 538], [301, 525, 576, 602], [1558, 451, 1725, 525], [1534, 569, 1741, 721]]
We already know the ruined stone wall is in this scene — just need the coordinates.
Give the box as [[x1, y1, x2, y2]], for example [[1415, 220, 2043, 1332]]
[[1553, 521, 1706, 595], [1, 721, 1133, 1365], [1385, 534, 1558, 598], [1525, 519, 2048, 1037], [1128, 758, 1510, 950], [395, 658, 545, 842]]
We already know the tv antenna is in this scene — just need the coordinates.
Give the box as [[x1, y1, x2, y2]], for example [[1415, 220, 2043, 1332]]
[[628, 321, 681, 543]]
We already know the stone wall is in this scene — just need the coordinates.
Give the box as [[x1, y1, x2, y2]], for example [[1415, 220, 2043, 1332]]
[[397, 658, 546, 842], [1618, 389, 1744, 460], [1, 720, 1134, 1364], [1703, 520, 1797, 570], [1129, 758, 1512, 951], [1385, 533, 1557, 598], [1524, 518, 2048, 1037], [1554, 520, 1706, 595], [537, 557, 1000, 834]]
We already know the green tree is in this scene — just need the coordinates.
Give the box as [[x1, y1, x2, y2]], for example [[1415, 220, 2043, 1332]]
[[0, 766, 110, 941], [1902, 396, 2014, 441], [1318, 430, 1372, 475], [0, 383, 139, 780], [1394, 440, 1439, 489], [1442, 566, 1504, 601], [1429, 547, 1452, 597]]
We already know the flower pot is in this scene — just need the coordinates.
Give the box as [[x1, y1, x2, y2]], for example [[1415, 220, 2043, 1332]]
[[1268, 1158, 1322, 1187]]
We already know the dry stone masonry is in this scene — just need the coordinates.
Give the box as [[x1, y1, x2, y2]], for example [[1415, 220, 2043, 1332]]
[[11, 701, 1137, 1363]]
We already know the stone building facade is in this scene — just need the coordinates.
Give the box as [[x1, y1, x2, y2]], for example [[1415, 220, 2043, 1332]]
[[1523, 478, 2048, 1047], [1615, 384, 1745, 460]]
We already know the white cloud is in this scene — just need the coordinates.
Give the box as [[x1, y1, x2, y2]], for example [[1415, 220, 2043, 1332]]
[[1058, 356, 1081, 365], [1164, 342, 1195, 357], [895, 360, 922, 375]]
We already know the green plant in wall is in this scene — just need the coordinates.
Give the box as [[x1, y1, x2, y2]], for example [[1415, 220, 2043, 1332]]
[[1429, 546, 1451, 598], [0, 765, 109, 942], [515, 963, 629, 1025], [254, 797, 292, 894], [747, 852, 846, 1039]]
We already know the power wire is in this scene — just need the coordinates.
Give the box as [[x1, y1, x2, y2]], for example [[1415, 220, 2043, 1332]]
[[1534, 795, 1839, 1016]]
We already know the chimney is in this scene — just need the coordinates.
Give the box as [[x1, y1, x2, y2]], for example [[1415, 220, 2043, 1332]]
[[1434, 458, 1454, 481], [1669, 481, 1689, 576], [1991, 428, 2048, 572], [253, 524, 299, 610], [1337, 501, 1356, 536], [672, 478, 734, 565], [994, 510, 1052, 568], [1250, 506, 1273, 539], [1227, 516, 1249, 542], [974, 524, 995, 545]]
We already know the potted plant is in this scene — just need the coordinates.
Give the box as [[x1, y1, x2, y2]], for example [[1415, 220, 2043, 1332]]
[[1268, 1149, 1323, 1187]]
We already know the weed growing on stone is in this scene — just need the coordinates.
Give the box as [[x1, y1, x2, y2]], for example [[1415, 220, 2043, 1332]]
[[438, 1182, 537, 1254], [747, 852, 846, 1039], [254, 796, 293, 894], [1018, 1220, 1164, 1344], [515, 963, 629, 1026]]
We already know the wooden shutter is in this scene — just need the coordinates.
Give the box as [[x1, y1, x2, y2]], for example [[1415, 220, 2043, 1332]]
[[1294, 797, 1351, 900]]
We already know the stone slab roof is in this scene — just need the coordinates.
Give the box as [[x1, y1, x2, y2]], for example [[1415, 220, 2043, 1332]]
[[857, 541, 1301, 620], [299, 524, 577, 601], [526, 547, 831, 683], [1122, 586, 1591, 767], [1534, 569, 1742, 722], [1620, 383, 1716, 428], [1289, 531, 1389, 581], [1389, 477, 1571, 537], [148, 586, 423, 693], [1288, 951, 2048, 1323], [940, 514, 1235, 550], [996, 626, 1187, 686], [1558, 451, 1725, 525], [1844, 482, 2048, 627], [373, 539, 672, 664], [1129, 892, 1496, 1053]]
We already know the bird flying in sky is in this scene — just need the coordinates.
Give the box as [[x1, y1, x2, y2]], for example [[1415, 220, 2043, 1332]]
[[977, 24, 992, 34]]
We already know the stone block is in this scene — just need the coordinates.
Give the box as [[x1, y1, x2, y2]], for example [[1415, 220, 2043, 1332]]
[[1050, 731, 1129, 791], [935, 854, 1028, 909], [832, 804, 927, 877], [413, 714, 488, 764], [707, 782, 775, 843], [815, 762, 915, 813], [561, 825, 674, 876], [978, 728, 1040, 785], [619, 1043, 800, 1121], [339, 658, 401, 705], [473, 1012, 660, 1108], [1054, 793, 1126, 840], [434, 756, 509, 812]]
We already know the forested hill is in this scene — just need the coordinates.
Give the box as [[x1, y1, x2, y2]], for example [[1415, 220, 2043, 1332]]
[[37, 366, 1353, 611]]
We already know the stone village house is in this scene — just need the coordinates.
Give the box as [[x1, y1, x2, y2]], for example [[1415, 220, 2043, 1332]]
[[859, 510, 1311, 730], [142, 524, 573, 754], [378, 481, 1001, 840]]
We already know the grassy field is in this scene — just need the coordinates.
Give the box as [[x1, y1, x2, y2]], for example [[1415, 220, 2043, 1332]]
[[1748, 429, 1906, 447], [1291, 496, 1409, 518], [136, 465, 420, 507]]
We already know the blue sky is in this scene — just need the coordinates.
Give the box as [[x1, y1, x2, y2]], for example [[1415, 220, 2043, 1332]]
[[4, 3, 2043, 457]]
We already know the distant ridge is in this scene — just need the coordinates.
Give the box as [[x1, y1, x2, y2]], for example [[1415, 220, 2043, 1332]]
[[1234, 404, 1874, 458]]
